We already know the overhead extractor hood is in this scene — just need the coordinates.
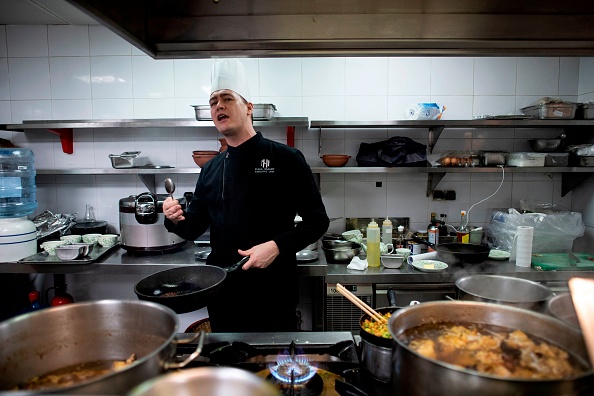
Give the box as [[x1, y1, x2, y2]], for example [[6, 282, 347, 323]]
[[65, 0, 594, 59]]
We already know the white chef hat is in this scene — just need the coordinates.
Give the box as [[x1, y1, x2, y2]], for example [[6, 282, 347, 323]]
[[210, 59, 251, 103]]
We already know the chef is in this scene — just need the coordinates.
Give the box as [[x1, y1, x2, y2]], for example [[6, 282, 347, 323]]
[[163, 59, 329, 332]]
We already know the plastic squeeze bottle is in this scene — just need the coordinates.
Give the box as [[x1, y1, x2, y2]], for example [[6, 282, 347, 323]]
[[381, 217, 393, 245], [366, 219, 381, 267]]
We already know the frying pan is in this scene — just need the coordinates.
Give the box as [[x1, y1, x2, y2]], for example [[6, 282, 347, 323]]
[[134, 256, 249, 314], [411, 235, 490, 264]]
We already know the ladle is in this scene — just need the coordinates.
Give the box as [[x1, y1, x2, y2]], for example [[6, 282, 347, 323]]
[[164, 178, 176, 199]]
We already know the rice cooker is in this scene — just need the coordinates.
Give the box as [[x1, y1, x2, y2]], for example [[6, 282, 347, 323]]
[[119, 192, 186, 252]]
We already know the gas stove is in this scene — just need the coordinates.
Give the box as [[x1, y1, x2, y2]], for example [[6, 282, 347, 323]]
[[175, 332, 391, 396]]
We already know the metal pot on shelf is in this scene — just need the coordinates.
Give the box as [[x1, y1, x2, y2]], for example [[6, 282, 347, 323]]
[[119, 193, 186, 252]]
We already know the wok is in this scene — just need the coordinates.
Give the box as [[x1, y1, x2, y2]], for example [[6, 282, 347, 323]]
[[411, 235, 490, 264], [134, 256, 249, 314]]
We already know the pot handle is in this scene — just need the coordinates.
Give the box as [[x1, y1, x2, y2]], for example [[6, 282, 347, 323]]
[[164, 330, 205, 370], [411, 234, 435, 248]]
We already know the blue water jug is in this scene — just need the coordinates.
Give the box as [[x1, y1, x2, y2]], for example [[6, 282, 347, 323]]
[[0, 149, 37, 218]]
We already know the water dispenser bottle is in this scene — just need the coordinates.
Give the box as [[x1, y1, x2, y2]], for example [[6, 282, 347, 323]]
[[0, 149, 38, 261]]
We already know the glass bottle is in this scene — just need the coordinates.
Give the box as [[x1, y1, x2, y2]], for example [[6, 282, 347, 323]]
[[438, 213, 448, 236], [427, 212, 437, 230], [457, 210, 470, 243], [366, 219, 381, 268], [84, 204, 95, 221]]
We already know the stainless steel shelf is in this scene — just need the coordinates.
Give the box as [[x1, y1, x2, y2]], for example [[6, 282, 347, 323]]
[[36, 168, 200, 175], [310, 119, 594, 128], [3, 117, 309, 130], [310, 166, 593, 174]]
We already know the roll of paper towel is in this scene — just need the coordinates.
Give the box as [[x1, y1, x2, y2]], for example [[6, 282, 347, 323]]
[[513, 226, 534, 267], [407, 251, 438, 265]]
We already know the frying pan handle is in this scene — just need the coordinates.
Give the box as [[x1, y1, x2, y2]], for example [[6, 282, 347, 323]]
[[225, 255, 250, 273], [164, 330, 205, 369], [411, 234, 435, 248]]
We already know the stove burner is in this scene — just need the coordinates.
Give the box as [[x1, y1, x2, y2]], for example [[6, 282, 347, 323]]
[[266, 372, 323, 396], [270, 355, 317, 383]]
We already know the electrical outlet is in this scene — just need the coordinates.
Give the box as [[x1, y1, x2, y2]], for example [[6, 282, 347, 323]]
[[433, 190, 456, 200]]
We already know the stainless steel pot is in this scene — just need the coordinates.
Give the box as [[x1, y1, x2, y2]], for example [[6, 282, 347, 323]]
[[388, 301, 593, 396], [127, 367, 281, 396], [547, 292, 580, 328], [119, 193, 186, 252], [0, 300, 202, 394], [456, 275, 554, 312]]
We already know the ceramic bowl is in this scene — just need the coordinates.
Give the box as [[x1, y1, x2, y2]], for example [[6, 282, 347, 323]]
[[55, 245, 85, 260], [321, 154, 350, 167], [60, 235, 82, 244], [98, 234, 118, 247], [82, 233, 102, 245], [192, 153, 218, 167], [69, 242, 94, 256], [40, 240, 67, 255]]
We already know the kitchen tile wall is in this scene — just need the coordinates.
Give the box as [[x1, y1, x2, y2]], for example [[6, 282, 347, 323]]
[[0, 24, 593, 250]]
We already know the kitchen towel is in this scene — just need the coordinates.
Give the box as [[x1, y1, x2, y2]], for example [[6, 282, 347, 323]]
[[407, 251, 438, 265], [512, 226, 534, 267], [347, 257, 368, 271]]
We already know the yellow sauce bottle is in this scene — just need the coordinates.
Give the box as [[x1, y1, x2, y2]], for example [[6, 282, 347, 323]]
[[366, 219, 381, 267]]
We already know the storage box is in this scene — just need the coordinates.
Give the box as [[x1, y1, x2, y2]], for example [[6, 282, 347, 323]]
[[480, 151, 507, 166], [544, 153, 569, 167], [506, 152, 546, 167], [581, 103, 594, 119], [520, 103, 577, 119], [192, 104, 277, 120]]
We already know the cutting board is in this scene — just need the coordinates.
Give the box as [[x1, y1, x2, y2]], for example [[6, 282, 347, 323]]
[[531, 253, 594, 271]]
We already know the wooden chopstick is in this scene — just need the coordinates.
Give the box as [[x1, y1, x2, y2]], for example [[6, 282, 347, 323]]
[[336, 283, 387, 323]]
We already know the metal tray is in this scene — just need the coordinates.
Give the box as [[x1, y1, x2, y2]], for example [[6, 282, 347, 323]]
[[520, 103, 577, 119], [18, 243, 120, 264], [192, 104, 277, 120]]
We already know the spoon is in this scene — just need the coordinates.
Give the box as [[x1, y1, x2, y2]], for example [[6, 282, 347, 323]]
[[164, 178, 176, 199]]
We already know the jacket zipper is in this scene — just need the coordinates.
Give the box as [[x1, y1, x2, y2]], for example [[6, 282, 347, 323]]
[[222, 151, 229, 200]]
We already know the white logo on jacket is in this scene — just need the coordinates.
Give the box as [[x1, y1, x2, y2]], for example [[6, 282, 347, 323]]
[[255, 158, 274, 173]]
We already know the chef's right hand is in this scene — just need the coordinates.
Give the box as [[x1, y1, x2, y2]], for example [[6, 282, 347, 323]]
[[163, 197, 185, 223]]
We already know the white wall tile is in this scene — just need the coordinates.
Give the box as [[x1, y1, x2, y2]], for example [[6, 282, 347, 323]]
[[132, 57, 174, 98], [175, 97, 204, 119], [303, 96, 345, 120], [6, 25, 48, 57], [473, 96, 518, 117], [11, 100, 51, 122], [48, 25, 89, 56], [52, 99, 92, 120], [174, 59, 214, 98], [388, 57, 431, 96], [89, 26, 131, 56], [0, 101, 10, 123], [0, 26, 6, 57], [91, 56, 133, 99], [49, 57, 91, 99], [345, 181, 387, 218], [259, 97, 302, 118], [559, 57, 580, 96], [54, 140, 95, 168], [474, 57, 517, 96], [579, 57, 594, 96], [516, 57, 560, 96], [92, 99, 134, 119], [346, 57, 388, 96], [133, 98, 176, 118], [431, 95, 473, 120], [345, 95, 387, 120], [302, 57, 345, 96], [259, 58, 302, 97], [431, 58, 474, 96], [8, 58, 50, 100], [0, 58, 9, 100], [387, 96, 432, 120]]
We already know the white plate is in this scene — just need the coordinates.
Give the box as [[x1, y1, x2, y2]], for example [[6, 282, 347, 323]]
[[489, 249, 511, 260], [412, 260, 448, 272]]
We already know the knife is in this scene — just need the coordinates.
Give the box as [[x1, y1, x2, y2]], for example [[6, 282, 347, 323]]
[[568, 253, 581, 266]]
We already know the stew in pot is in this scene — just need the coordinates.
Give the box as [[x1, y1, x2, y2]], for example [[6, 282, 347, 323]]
[[400, 322, 587, 380]]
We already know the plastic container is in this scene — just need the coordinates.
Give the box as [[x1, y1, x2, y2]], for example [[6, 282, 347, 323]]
[[0, 149, 37, 218], [0, 217, 37, 261], [366, 219, 381, 268], [381, 217, 393, 245], [520, 103, 577, 119], [544, 153, 569, 167], [506, 152, 546, 167]]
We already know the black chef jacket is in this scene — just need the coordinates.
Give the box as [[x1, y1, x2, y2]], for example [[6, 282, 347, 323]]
[[165, 132, 329, 332]]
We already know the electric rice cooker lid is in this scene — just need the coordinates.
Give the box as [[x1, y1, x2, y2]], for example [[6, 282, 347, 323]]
[[119, 194, 186, 213]]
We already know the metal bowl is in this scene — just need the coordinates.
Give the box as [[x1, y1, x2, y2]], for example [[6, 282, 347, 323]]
[[527, 138, 564, 152], [322, 241, 361, 263], [55, 245, 85, 260], [322, 239, 353, 249]]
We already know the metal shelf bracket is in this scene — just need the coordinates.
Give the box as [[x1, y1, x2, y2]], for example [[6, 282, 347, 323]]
[[427, 172, 446, 197], [48, 128, 74, 154], [428, 126, 444, 154]]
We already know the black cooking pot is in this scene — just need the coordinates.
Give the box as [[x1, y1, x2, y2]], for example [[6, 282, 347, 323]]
[[70, 220, 108, 235], [359, 288, 401, 383], [412, 235, 490, 264], [134, 257, 249, 314]]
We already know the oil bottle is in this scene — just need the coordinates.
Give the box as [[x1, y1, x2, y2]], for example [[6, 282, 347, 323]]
[[366, 219, 381, 267], [381, 217, 393, 245], [457, 210, 470, 243]]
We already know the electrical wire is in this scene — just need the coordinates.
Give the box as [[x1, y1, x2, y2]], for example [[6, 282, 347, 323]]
[[466, 165, 505, 222]]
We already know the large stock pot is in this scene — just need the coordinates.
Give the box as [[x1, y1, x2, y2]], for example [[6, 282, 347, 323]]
[[0, 300, 202, 395], [388, 301, 593, 396]]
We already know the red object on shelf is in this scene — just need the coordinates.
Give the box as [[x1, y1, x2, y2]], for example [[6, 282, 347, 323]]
[[287, 126, 295, 147], [48, 128, 74, 154]]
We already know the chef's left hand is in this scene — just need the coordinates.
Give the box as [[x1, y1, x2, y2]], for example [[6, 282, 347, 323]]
[[238, 241, 279, 270]]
